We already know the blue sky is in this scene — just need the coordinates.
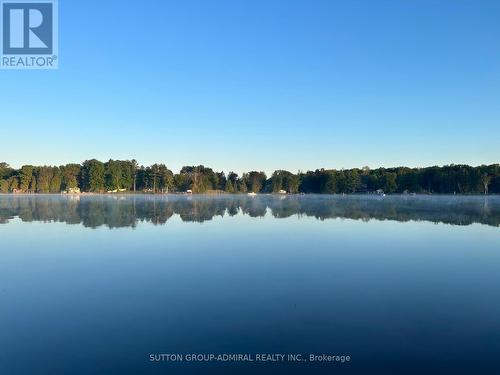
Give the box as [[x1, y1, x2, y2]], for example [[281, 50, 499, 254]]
[[1, 0, 499, 174]]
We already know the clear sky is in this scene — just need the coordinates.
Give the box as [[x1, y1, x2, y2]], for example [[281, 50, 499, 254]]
[[1, 0, 499, 174]]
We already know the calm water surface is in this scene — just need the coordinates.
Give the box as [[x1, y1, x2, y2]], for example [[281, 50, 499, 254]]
[[1, 194, 499, 374]]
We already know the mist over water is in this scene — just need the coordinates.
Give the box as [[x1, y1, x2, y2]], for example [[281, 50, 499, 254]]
[[1, 195, 499, 374], [0, 194, 499, 228]]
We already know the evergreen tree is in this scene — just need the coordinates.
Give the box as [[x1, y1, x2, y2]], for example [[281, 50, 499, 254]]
[[225, 179, 235, 193]]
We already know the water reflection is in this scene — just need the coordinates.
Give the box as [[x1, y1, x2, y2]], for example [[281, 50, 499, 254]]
[[0, 194, 498, 229]]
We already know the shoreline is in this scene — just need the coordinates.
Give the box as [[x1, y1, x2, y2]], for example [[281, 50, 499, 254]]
[[0, 192, 497, 197]]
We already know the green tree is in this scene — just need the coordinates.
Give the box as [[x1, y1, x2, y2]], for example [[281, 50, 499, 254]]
[[105, 160, 123, 190], [8, 176, 19, 191], [284, 173, 300, 193], [324, 172, 337, 193], [173, 172, 189, 192], [0, 179, 9, 193], [238, 179, 248, 193], [225, 179, 235, 193], [216, 172, 227, 191], [131, 159, 139, 192], [120, 160, 135, 191], [383, 172, 397, 193], [272, 170, 300, 193], [50, 167, 62, 193], [345, 169, 361, 193], [481, 173, 492, 195], [19, 165, 35, 192], [61, 164, 81, 190], [271, 171, 284, 192], [82, 159, 105, 192], [36, 167, 50, 193], [158, 164, 174, 192], [0, 162, 12, 180], [224, 172, 239, 193], [247, 171, 266, 193]]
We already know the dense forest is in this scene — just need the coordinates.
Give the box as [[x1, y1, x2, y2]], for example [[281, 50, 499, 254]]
[[0, 160, 499, 194]]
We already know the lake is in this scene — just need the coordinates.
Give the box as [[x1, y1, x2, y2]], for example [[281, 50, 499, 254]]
[[1, 194, 499, 374]]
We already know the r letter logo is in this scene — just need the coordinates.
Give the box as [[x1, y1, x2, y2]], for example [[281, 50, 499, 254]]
[[1, 0, 58, 69]]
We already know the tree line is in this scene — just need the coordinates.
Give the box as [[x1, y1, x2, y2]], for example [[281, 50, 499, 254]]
[[0, 160, 499, 194]]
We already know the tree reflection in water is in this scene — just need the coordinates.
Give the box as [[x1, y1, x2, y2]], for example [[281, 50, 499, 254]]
[[0, 194, 499, 229]]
